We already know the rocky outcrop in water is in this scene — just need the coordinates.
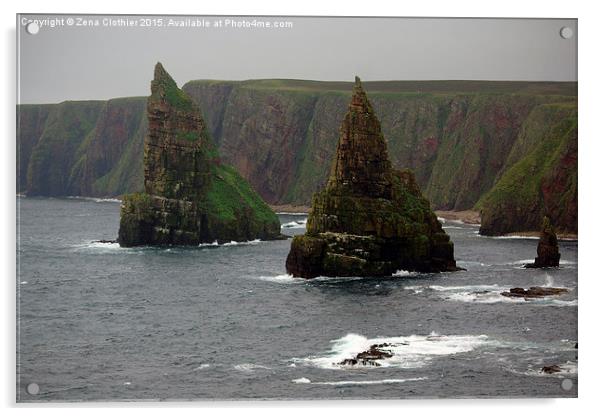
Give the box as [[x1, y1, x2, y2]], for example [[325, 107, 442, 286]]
[[285, 77, 459, 278], [525, 216, 561, 268], [339, 343, 395, 367], [541, 365, 562, 374], [118, 63, 281, 247], [500, 287, 568, 299]]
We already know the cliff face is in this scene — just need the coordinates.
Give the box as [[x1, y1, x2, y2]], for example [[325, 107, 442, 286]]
[[118, 63, 281, 246], [477, 103, 577, 236], [24, 101, 105, 196], [18, 99, 146, 197], [17, 80, 577, 235], [285, 78, 457, 278]]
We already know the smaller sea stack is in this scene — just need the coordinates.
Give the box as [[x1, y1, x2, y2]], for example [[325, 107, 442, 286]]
[[526, 216, 561, 268], [285, 77, 459, 278]]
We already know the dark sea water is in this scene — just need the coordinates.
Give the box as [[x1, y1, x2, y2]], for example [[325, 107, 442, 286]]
[[16, 197, 578, 401]]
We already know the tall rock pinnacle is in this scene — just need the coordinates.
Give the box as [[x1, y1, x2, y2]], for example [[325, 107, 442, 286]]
[[327, 76, 393, 199], [286, 77, 459, 278], [144, 62, 211, 202], [118, 63, 281, 246]]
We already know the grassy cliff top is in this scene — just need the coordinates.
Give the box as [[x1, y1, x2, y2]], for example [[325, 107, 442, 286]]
[[184, 79, 577, 96]]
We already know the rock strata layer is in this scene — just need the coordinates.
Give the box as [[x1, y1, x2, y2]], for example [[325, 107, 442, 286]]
[[285, 77, 459, 278], [118, 63, 281, 247]]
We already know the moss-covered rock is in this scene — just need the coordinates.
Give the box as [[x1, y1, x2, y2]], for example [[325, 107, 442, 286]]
[[477, 104, 577, 236], [118, 63, 281, 247], [285, 78, 459, 278]]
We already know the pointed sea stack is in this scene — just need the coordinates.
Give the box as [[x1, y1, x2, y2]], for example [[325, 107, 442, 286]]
[[526, 216, 561, 268], [285, 77, 459, 278], [118, 63, 281, 246]]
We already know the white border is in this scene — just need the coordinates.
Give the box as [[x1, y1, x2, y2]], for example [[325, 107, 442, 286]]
[[3, 0, 601, 414]]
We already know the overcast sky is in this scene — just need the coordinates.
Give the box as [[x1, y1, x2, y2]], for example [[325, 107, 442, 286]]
[[18, 15, 577, 104]]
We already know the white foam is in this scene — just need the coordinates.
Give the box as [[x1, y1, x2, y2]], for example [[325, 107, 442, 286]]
[[198, 241, 219, 247], [392, 270, 418, 277], [276, 212, 308, 216], [477, 234, 539, 240], [405, 284, 501, 293], [223, 239, 262, 246], [198, 239, 263, 248], [233, 363, 271, 373], [20, 281, 28, 285], [78, 241, 121, 251], [314, 377, 427, 386], [405, 283, 576, 306], [67, 196, 121, 203], [543, 274, 555, 287], [297, 377, 427, 386], [437, 217, 446, 224], [297, 332, 489, 370], [194, 364, 211, 371], [281, 219, 307, 229], [254, 274, 301, 284], [292, 377, 311, 384], [442, 226, 464, 230]]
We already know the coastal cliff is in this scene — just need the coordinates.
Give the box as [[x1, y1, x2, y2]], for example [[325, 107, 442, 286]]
[[17, 79, 577, 236]]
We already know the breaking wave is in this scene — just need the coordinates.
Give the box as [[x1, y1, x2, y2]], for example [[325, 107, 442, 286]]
[[66, 196, 121, 203], [254, 274, 301, 284], [392, 270, 419, 277], [295, 332, 489, 370], [281, 219, 307, 229], [199, 239, 263, 247], [477, 234, 539, 240], [404, 283, 576, 306], [293, 377, 427, 386]]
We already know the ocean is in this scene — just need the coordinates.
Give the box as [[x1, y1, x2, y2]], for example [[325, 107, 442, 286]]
[[16, 196, 578, 401]]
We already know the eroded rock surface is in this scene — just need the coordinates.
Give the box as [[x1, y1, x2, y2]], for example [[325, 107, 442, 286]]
[[285, 77, 459, 278], [500, 287, 568, 299], [338, 343, 396, 367], [118, 63, 281, 247], [524, 216, 561, 268]]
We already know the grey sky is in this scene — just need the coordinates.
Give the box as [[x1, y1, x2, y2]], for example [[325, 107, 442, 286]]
[[18, 15, 577, 104]]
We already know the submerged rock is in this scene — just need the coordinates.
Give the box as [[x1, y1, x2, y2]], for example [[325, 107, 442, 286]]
[[525, 216, 561, 268], [500, 286, 568, 299], [285, 77, 459, 278], [118, 63, 281, 247]]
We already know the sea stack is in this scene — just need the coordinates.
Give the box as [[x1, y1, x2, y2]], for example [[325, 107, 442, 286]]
[[285, 77, 459, 278], [526, 216, 561, 268], [118, 63, 281, 246]]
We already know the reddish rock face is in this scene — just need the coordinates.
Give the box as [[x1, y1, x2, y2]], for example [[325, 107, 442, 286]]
[[286, 78, 459, 278]]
